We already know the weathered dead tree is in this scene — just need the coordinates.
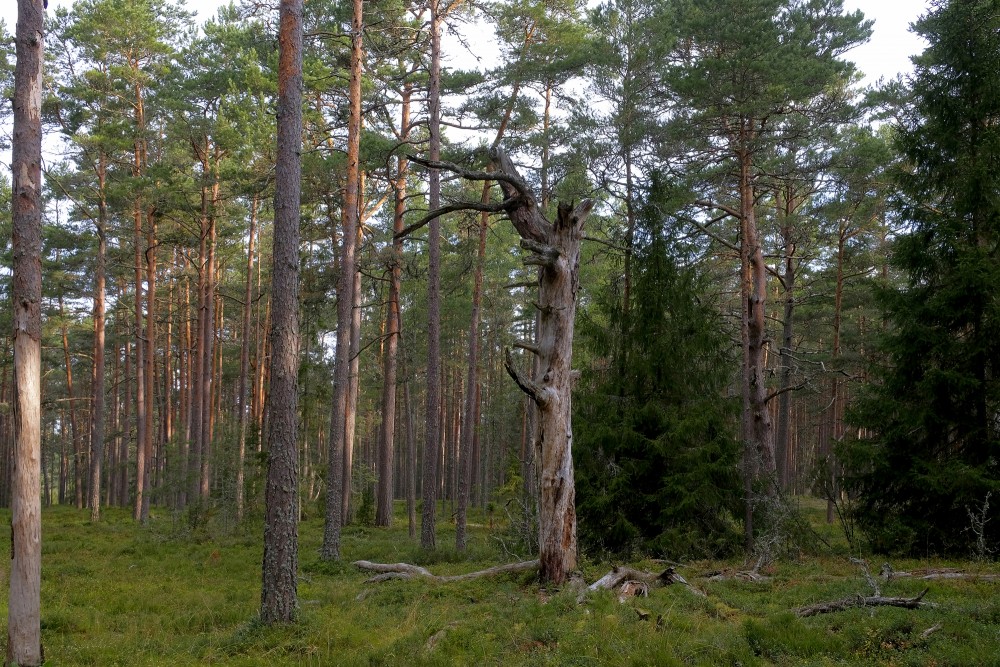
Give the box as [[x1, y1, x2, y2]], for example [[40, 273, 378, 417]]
[[405, 148, 592, 585]]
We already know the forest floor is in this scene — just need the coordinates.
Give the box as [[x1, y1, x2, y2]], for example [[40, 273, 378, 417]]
[[2, 498, 998, 666]]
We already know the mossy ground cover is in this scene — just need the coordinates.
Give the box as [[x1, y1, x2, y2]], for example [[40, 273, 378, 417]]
[[2, 499, 998, 665]]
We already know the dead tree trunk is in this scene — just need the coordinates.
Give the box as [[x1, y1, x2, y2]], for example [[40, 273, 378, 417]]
[[406, 148, 592, 585]]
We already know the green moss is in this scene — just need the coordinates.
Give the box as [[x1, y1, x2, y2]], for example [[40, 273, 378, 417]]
[[0, 502, 993, 665]]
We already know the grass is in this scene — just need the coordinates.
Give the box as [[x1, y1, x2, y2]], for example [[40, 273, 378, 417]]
[[1, 498, 998, 665]]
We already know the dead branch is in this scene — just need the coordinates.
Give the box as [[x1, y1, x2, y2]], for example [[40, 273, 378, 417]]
[[794, 588, 933, 617], [352, 559, 540, 584], [395, 201, 505, 239], [520, 238, 560, 268], [407, 151, 535, 204], [851, 558, 881, 596], [513, 340, 540, 355], [503, 347, 550, 407], [920, 622, 943, 639]]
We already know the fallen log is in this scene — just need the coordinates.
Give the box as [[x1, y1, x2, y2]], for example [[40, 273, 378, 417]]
[[353, 559, 540, 584], [701, 569, 770, 583], [795, 587, 934, 617], [881, 563, 1000, 582], [588, 566, 707, 598]]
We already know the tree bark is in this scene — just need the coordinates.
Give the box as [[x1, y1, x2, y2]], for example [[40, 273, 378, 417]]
[[200, 175, 219, 501], [236, 195, 259, 523], [9, 1, 44, 661], [375, 84, 410, 527], [342, 237, 362, 523], [421, 0, 444, 550], [58, 292, 84, 509], [131, 70, 148, 522], [140, 211, 157, 522], [132, 198, 146, 522], [738, 147, 776, 553], [774, 187, 797, 492], [321, 0, 363, 559], [188, 212, 205, 507], [89, 159, 107, 521], [261, 0, 303, 626]]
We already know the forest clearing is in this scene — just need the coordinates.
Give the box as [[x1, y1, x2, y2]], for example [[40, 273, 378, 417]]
[[3, 0, 1000, 663], [4, 499, 998, 666]]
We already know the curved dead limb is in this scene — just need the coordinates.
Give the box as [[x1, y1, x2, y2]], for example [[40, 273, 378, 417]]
[[395, 201, 506, 240], [795, 588, 934, 617], [353, 559, 540, 584], [503, 348, 550, 407]]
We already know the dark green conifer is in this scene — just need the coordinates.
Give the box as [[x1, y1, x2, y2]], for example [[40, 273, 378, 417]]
[[574, 184, 742, 559], [846, 0, 1000, 555]]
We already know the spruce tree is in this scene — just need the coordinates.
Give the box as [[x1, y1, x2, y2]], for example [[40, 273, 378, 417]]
[[574, 185, 742, 559], [847, 0, 1000, 555]]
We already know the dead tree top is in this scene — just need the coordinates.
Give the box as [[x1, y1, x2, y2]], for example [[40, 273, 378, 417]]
[[398, 147, 591, 245]]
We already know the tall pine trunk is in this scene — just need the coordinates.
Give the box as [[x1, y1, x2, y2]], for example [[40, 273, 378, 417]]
[[375, 84, 410, 527], [261, 0, 303, 625], [58, 292, 84, 509], [140, 212, 157, 522], [9, 0, 44, 660], [236, 195, 259, 522], [421, 0, 444, 551], [321, 0, 363, 560], [89, 159, 108, 521]]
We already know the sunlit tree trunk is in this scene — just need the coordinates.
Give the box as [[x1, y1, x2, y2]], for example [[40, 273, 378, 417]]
[[58, 292, 84, 509], [421, 0, 444, 550], [236, 195, 259, 522], [9, 0, 45, 660], [89, 156, 108, 521], [261, 0, 303, 625], [140, 211, 157, 522], [375, 83, 410, 527], [321, 0, 363, 559]]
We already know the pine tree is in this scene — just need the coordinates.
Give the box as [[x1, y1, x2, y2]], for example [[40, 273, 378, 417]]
[[662, 0, 869, 551], [847, 0, 1000, 555]]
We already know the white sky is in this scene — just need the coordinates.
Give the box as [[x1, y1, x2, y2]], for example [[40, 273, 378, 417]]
[[1, 0, 928, 89]]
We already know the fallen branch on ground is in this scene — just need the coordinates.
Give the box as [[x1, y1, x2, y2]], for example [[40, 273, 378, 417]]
[[353, 560, 707, 600], [352, 559, 540, 583], [700, 568, 770, 582], [880, 563, 1000, 582], [795, 588, 934, 617]]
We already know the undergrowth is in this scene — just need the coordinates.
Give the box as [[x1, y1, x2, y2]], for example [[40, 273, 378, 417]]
[[0, 498, 997, 665]]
